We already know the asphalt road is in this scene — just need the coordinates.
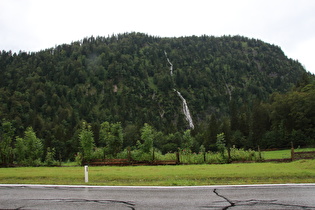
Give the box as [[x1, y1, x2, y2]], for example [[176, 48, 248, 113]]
[[1, 184, 315, 209]]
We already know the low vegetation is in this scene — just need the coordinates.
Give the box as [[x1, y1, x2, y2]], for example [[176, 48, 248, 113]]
[[0, 160, 314, 186]]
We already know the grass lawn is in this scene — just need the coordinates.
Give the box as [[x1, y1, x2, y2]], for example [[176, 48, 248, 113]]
[[262, 148, 315, 159], [1, 159, 315, 186]]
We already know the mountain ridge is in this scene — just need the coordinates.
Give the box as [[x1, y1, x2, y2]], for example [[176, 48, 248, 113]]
[[0, 32, 312, 159]]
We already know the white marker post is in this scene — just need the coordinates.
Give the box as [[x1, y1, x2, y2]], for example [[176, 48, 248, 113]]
[[84, 165, 88, 183]]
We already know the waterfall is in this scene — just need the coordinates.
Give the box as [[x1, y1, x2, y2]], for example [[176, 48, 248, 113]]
[[164, 51, 194, 129], [164, 51, 173, 76], [174, 89, 195, 129]]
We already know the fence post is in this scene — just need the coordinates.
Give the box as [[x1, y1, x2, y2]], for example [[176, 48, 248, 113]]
[[176, 152, 180, 164], [227, 147, 231, 163], [103, 147, 106, 160], [258, 145, 262, 161], [152, 148, 155, 162], [84, 165, 89, 183], [127, 146, 131, 162], [291, 142, 294, 161]]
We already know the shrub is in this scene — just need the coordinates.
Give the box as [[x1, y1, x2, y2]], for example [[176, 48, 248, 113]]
[[14, 127, 43, 166], [44, 147, 60, 166], [179, 147, 260, 164]]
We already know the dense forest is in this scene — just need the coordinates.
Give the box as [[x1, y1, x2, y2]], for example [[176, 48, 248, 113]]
[[0, 32, 314, 165]]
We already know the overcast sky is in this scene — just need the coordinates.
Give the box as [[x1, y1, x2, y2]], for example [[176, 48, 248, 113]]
[[1, 0, 315, 74]]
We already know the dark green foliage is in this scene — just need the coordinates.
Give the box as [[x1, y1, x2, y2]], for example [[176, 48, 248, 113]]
[[44, 147, 58, 166], [78, 122, 95, 161], [0, 120, 15, 166], [0, 33, 313, 161], [216, 133, 226, 155], [182, 129, 194, 150], [140, 123, 154, 153], [14, 127, 43, 166], [268, 81, 315, 147], [99, 121, 123, 157]]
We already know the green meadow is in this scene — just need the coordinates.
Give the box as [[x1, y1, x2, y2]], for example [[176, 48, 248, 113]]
[[262, 148, 315, 159], [1, 159, 315, 186]]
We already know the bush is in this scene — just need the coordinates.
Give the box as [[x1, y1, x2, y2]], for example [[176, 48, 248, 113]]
[[75, 152, 83, 165], [91, 147, 106, 159], [44, 147, 60, 166], [130, 149, 153, 162], [229, 147, 260, 161], [179, 147, 261, 164], [14, 127, 43, 166]]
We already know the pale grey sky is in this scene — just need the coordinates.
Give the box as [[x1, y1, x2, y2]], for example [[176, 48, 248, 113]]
[[1, 0, 315, 74]]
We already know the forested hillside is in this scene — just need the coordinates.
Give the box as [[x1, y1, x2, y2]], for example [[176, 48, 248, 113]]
[[0, 32, 314, 163]]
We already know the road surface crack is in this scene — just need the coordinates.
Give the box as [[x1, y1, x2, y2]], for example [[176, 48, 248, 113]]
[[208, 189, 315, 210], [213, 189, 235, 210], [27, 198, 135, 209]]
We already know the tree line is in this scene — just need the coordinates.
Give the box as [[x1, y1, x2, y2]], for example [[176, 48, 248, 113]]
[[0, 32, 314, 165], [1, 77, 314, 166]]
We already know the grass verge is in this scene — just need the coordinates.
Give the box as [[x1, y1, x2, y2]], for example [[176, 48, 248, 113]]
[[1, 159, 315, 186], [262, 148, 315, 159]]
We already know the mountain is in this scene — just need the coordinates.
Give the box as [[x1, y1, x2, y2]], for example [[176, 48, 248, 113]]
[[0, 32, 311, 159]]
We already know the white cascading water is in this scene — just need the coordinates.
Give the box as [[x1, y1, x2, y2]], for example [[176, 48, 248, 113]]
[[164, 51, 173, 76], [164, 51, 194, 129]]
